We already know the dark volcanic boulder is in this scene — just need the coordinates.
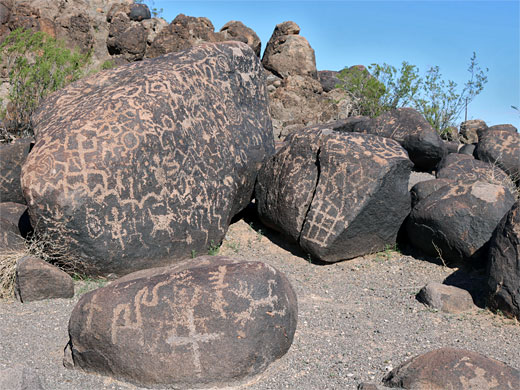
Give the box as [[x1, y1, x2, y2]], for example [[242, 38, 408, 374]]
[[262, 21, 317, 79], [410, 178, 452, 208], [407, 181, 515, 266], [21, 42, 274, 276], [353, 108, 447, 171], [474, 128, 520, 184], [459, 119, 487, 144], [256, 125, 413, 262], [128, 3, 151, 21], [487, 201, 520, 320], [0, 202, 30, 251], [219, 20, 261, 57], [459, 143, 476, 156], [145, 13, 221, 58], [383, 348, 520, 390], [437, 154, 515, 190], [66, 256, 297, 388], [15, 255, 74, 302], [318, 70, 341, 92], [107, 12, 147, 61], [0, 137, 32, 204]]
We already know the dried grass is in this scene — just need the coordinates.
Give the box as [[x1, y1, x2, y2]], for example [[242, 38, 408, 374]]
[[0, 250, 24, 299]]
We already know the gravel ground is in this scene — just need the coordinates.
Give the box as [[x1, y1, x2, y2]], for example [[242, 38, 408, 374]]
[[1, 218, 519, 390]]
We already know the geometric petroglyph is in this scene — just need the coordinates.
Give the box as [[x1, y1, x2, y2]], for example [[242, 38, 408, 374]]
[[21, 42, 274, 276], [67, 257, 298, 388], [256, 124, 413, 262]]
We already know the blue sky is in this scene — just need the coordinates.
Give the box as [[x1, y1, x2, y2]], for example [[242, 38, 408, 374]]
[[151, 0, 519, 128]]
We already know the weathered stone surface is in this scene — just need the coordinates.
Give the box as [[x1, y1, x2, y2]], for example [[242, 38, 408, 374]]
[[0, 365, 44, 390], [487, 200, 520, 320], [0, 202, 29, 252], [318, 70, 341, 92], [66, 256, 297, 388], [383, 348, 520, 390], [145, 13, 221, 58], [268, 74, 354, 140], [262, 21, 317, 79], [475, 128, 520, 184], [15, 255, 74, 302], [444, 140, 460, 154], [219, 20, 261, 57], [353, 108, 447, 171], [487, 123, 518, 133], [406, 181, 515, 266], [460, 119, 487, 144], [459, 143, 476, 156], [0, 137, 32, 204], [128, 3, 150, 21], [107, 12, 147, 61], [417, 282, 475, 313], [410, 178, 452, 208], [437, 154, 515, 190], [256, 127, 412, 262], [22, 42, 274, 276]]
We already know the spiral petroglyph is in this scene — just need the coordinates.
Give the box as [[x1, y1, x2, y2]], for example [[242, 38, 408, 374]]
[[21, 42, 274, 276]]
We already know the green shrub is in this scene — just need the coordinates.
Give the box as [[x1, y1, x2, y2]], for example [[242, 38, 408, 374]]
[[0, 28, 90, 141], [337, 53, 488, 134]]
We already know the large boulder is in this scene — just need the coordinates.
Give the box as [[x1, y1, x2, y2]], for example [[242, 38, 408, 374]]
[[106, 11, 147, 62], [145, 13, 222, 58], [262, 21, 317, 79], [0, 137, 32, 204], [353, 108, 447, 171], [474, 128, 520, 184], [383, 348, 520, 390], [21, 42, 274, 276], [459, 119, 487, 144], [66, 256, 297, 388], [0, 202, 28, 252], [219, 20, 261, 57], [256, 125, 412, 262], [487, 200, 520, 320], [407, 181, 515, 266]]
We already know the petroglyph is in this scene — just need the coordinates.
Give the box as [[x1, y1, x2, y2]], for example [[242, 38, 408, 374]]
[[22, 42, 274, 276], [166, 308, 222, 374]]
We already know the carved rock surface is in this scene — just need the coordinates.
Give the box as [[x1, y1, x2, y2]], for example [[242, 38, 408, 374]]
[[15, 255, 74, 302], [354, 108, 447, 171], [256, 126, 412, 262], [487, 200, 520, 320], [407, 181, 515, 266], [436, 154, 514, 190], [66, 256, 297, 388], [262, 21, 317, 79], [0, 137, 32, 204], [22, 42, 274, 276], [219, 20, 261, 57], [475, 128, 520, 184], [383, 347, 520, 390]]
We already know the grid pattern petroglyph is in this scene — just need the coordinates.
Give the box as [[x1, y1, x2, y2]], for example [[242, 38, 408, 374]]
[[301, 131, 410, 248], [21, 42, 274, 270]]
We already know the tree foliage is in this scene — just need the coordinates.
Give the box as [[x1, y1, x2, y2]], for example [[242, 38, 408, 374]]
[[337, 53, 488, 134], [0, 28, 90, 141]]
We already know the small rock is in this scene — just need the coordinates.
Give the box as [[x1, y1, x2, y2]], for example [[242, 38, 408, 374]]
[[128, 3, 151, 21], [417, 282, 475, 313], [15, 256, 74, 302], [458, 143, 476, 156], [459, 119, 487, 144]]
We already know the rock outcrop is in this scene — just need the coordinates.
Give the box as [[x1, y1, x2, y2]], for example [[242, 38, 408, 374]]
[[0, 137, 32, 203], [66, 256, 297, 388], [219, 20, 261, 57], [22, 42, 274, 276], [256, 125, 412, 262], [487, 200, 520, 320]]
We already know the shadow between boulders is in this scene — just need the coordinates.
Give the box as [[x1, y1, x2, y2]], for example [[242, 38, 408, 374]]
[[443, 267, 488, 308], [232, 202, 330, 265]]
